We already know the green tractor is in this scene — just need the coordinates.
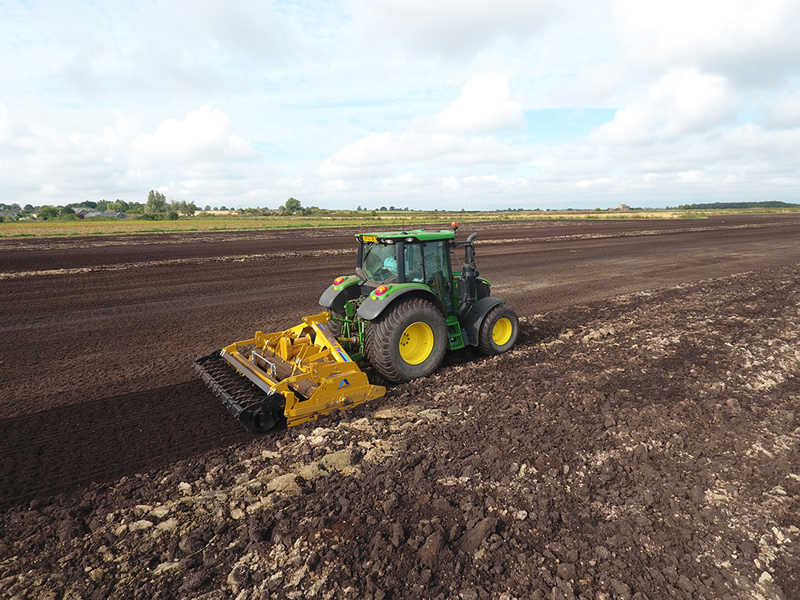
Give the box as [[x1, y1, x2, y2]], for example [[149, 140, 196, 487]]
[[194, 222, 518, 432], [321, 222, 519, 383]]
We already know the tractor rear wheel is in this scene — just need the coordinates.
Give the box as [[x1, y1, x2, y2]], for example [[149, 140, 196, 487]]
[[478, 304, 519, 355], [366, 297, 447, 383]]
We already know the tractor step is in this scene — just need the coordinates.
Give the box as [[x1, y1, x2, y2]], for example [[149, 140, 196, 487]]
[[446, 315, 467, 350]]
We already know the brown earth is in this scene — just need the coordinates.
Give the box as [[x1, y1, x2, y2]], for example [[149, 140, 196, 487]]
[[0, 215, 799, 599]]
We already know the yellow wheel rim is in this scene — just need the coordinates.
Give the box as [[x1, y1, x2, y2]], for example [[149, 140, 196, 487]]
[[492, 317, 513, 346], [399, 322, 434, 365]]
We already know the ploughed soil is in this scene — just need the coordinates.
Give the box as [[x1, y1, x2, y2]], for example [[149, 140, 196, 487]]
[[1, 216, 799, 600]]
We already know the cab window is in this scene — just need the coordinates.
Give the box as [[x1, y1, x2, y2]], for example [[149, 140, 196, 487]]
[[361, 242, 398, 283], [404, 244, 424, 282], [423, 241, 448, 282]]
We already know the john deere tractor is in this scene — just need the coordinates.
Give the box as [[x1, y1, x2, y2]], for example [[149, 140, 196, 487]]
[[194, 223, 518, 432]]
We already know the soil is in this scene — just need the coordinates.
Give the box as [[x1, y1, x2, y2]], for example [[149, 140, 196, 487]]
[[1, 215, 798, 600]]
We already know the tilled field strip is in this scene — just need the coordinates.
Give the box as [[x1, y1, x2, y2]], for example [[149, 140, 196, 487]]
[[0, 249, 352, 279], [0, 220, 790, 279]]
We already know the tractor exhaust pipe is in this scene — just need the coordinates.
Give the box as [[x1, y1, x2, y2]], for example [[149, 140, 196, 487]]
[[458, 232, 479, 315]]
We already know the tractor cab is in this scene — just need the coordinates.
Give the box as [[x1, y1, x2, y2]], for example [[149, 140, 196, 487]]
[[356, 230, 455, 312]]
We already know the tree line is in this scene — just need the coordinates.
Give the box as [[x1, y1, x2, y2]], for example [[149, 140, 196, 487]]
[[2, 193, 423, 223]]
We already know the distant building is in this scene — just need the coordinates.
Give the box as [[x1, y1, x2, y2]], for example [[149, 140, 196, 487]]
[[76, 209, 126, 219], [616, 204, 630, 211]]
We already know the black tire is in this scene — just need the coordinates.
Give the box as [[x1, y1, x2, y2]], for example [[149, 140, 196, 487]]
[[326, 309, 346, 337], [365, 297, 448, 383], [477, 305, 519, 355]]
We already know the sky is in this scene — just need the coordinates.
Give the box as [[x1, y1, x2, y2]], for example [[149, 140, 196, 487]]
[[1, 0, 800, 211]]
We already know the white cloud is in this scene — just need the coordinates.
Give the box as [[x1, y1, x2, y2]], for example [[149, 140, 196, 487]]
[[614, 0, 800, 84], [177, 0, 300, 61], [320, 131, 529, 178], [130, 106, 253, 167], [352, 0, 553, 57], [320, 74, 528, 180], [421, 74, 525, 134], [764, 91, 800, 129], [592, 69, 738, 145], [0, 104, 11, 145]]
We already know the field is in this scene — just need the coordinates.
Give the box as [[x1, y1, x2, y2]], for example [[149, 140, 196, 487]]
[[1, 215, 799, 599], [0, 208, 715, 238]]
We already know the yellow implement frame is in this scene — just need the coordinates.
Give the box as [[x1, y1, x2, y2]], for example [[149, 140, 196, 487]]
[[220, 312, 385, 427]]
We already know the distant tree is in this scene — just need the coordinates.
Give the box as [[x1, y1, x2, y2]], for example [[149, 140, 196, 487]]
[[685, 201, 798, 210], [111, 199, 129, 212], [96, 200, 109, 212], [204, 205, 211, 211], [284, 197, 302, 213], [357, 205, 362, 211], [167, 211, 179, 220], [379, 206, 387, 211], [220, 205, 228, 211], [145, 190, 167, 213], [181, 201, 197, 216], [24, 204, 34, 212], [38, 206, 59, 220], [59, 206, 76, 219]]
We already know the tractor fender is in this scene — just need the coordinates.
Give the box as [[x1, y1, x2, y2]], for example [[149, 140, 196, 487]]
[[357, 286, 445, 321], [319, 280, 361, 313], [462, 297, 506, 346]]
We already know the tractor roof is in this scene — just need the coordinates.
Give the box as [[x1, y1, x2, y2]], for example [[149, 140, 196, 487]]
[[356, 229, 456, 243]]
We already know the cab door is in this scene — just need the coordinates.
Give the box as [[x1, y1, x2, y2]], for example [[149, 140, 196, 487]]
[[422, 241, 453, 313]]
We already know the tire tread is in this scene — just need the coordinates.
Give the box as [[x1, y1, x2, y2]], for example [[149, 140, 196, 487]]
[[365, 297, 447, 383]]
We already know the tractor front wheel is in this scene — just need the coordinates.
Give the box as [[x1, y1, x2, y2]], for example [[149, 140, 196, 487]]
[[325, 309, 346, 337], [478, 304, 519, 355], [366, 297, 447, 383]]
